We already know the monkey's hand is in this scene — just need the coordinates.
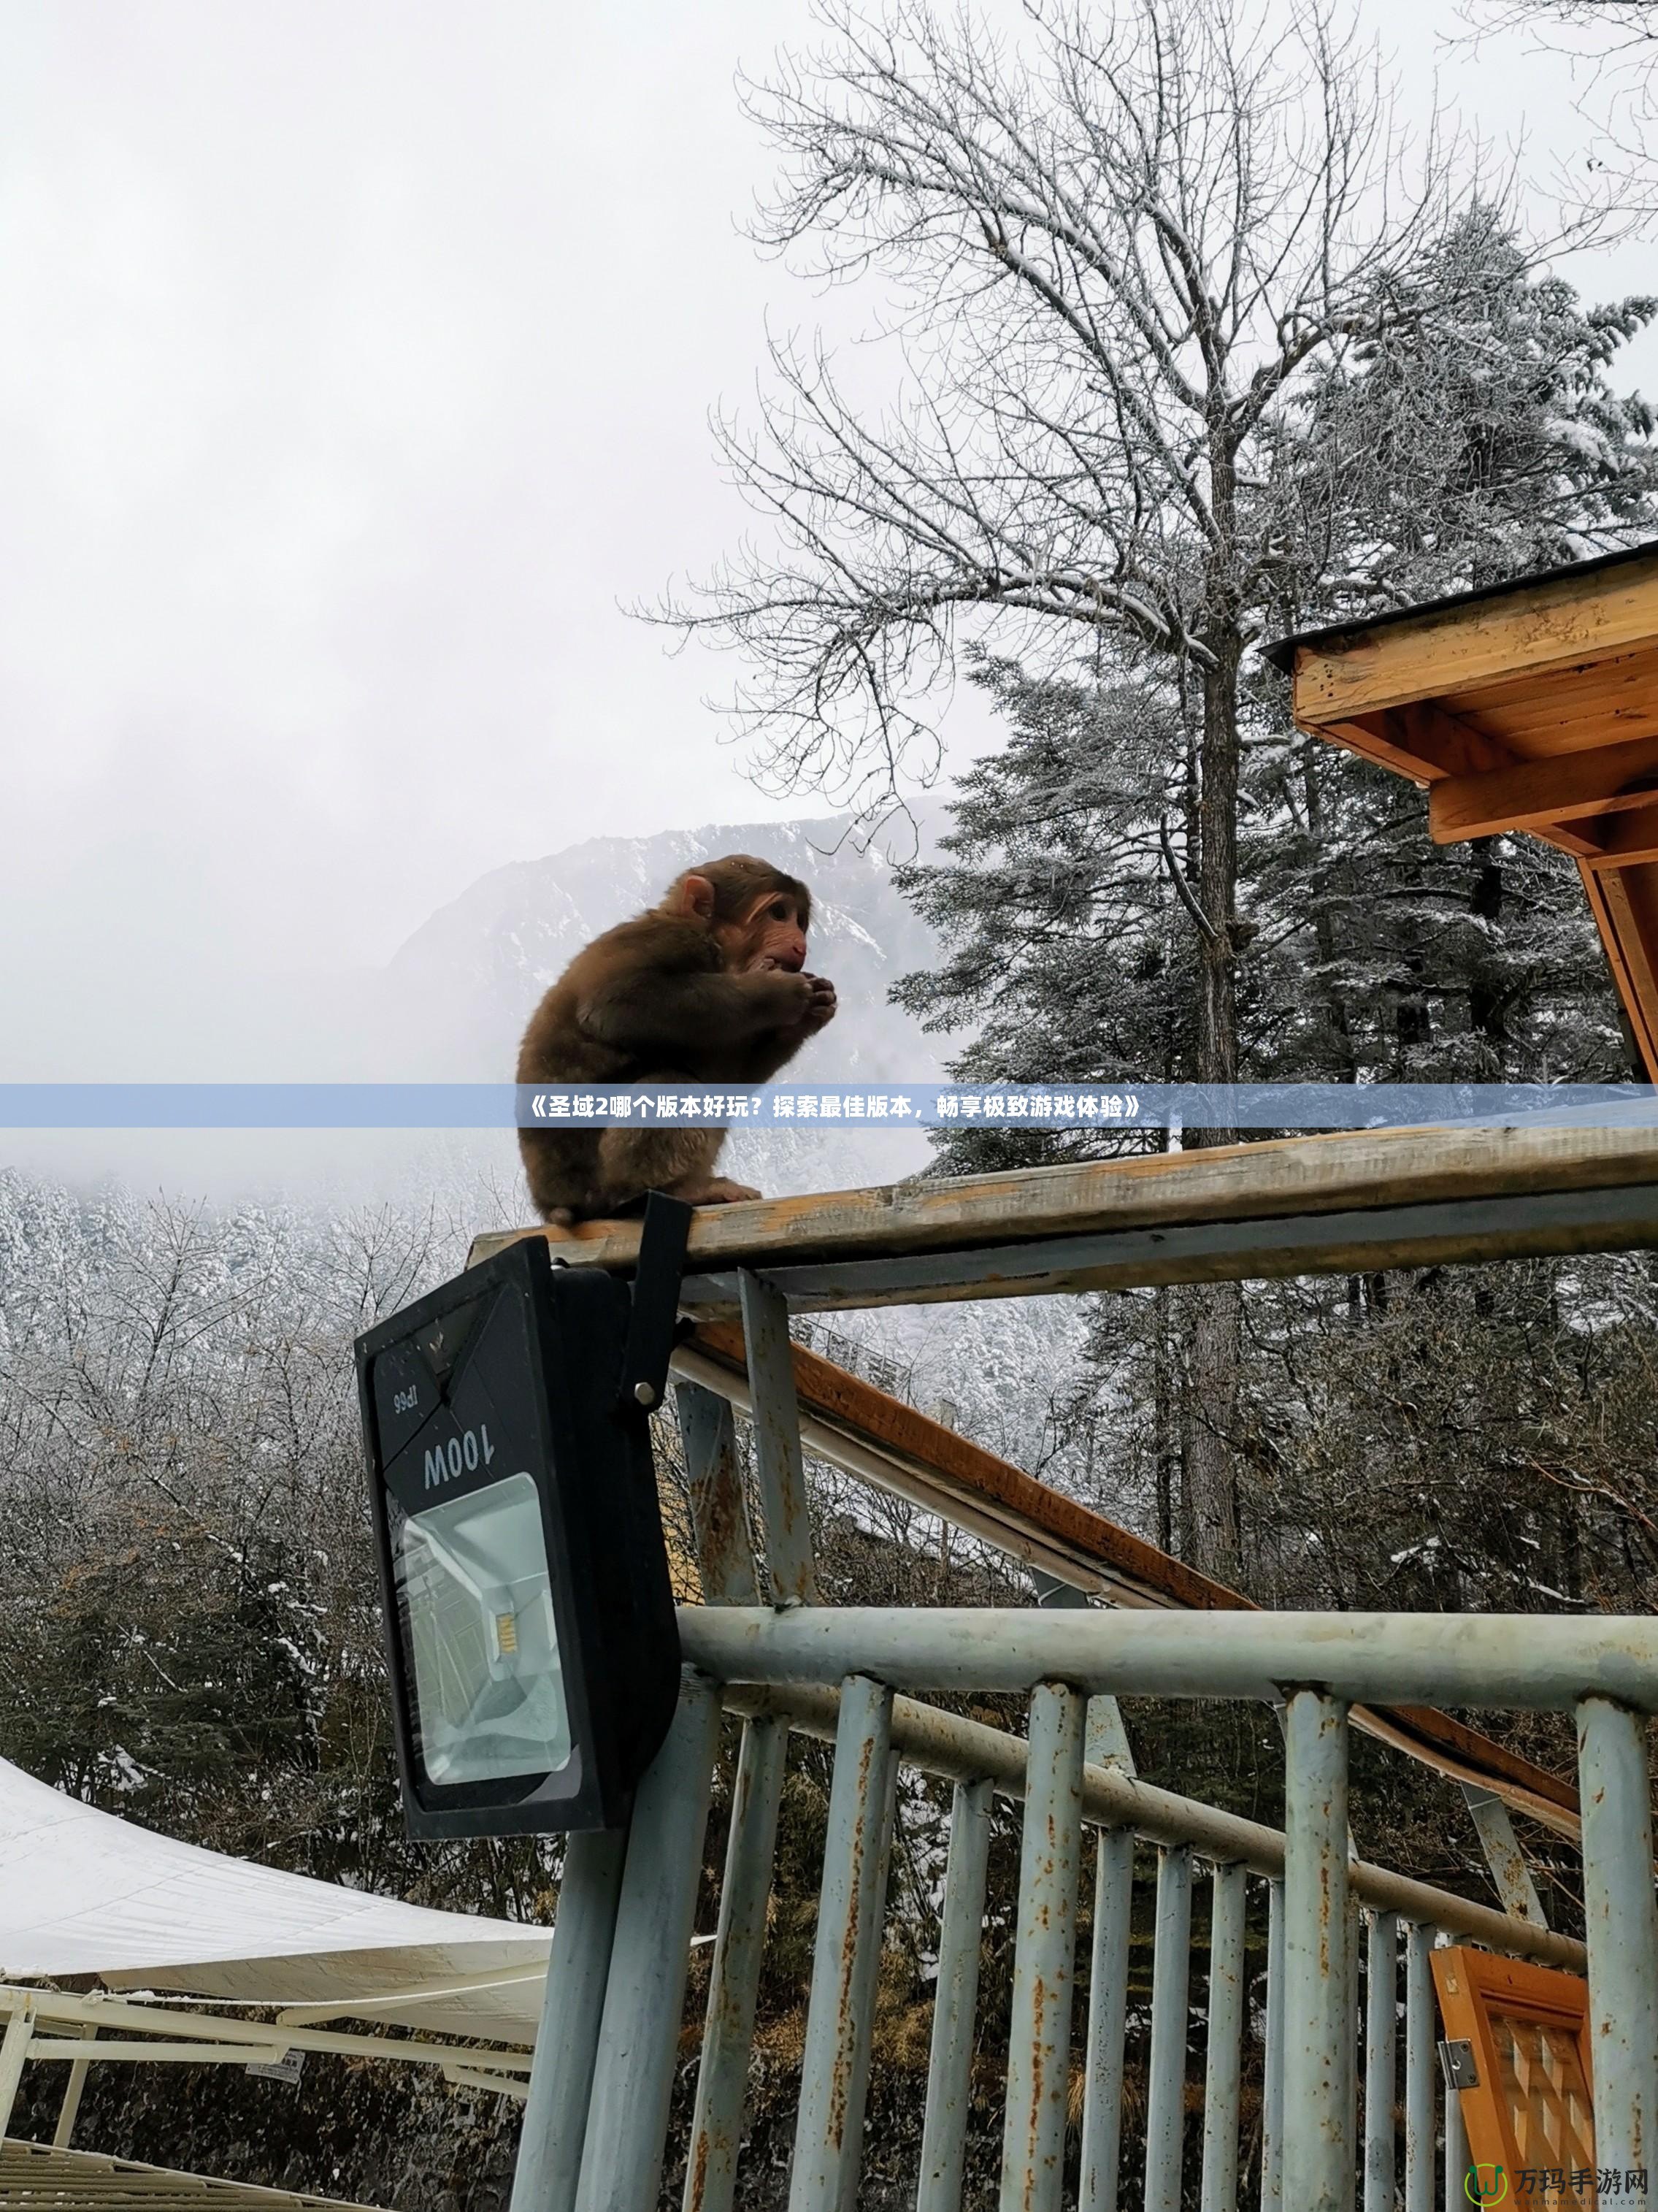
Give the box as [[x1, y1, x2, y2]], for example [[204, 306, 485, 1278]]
[[797, 973, 837, 1034]]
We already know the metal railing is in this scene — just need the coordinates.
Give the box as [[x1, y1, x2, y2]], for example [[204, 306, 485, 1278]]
[[508, 1266, 1658, 2212]]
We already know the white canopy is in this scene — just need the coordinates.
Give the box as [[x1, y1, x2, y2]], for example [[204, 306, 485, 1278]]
[[0, 1758, 550, 2045]]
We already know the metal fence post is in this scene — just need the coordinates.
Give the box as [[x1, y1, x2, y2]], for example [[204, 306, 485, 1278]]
[[1262, 1878, 1285, 2212], [1362, 1911, 1397, 2212], [789, 1673, 895, 2212], [575, 1675, 723, 2212], [52, 2024, 95, 2150], [737, 1271, 817, 1604], [918, 1775, 994, 2212], [1001, 1682, 1087, 2212], [1281, 1691, 1353, 2212], [1577, 1696, 1658, 2208], [510, 1829, 629, 2212], [1403, 1922, 1435, 2212], [0, 1992, 37, 2140], [1144, 1845, 1194, 2212], [1201, 1861, 1248, 2212], [684, 1715, 790, 2212], [1081, 1826, 1135, 2212]]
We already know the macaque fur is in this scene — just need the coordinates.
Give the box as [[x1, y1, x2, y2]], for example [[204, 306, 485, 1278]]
[[516, 854, 837, 1222]]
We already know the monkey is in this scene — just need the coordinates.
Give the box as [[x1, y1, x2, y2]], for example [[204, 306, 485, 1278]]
[[516, 854, 837, 1223]]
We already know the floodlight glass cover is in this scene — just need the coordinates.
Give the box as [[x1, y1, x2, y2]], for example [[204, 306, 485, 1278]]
[[396, 1472, 572, 1788]]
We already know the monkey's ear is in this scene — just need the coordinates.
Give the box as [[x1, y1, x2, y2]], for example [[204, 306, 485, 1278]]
[[676, 873, 717, 922]]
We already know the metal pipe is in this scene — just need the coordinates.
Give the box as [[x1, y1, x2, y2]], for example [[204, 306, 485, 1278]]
[[737, 1271, 817, 1603], [511, 1830, 628, 2212], [788, 1675, 894, 2212], [1403, 1924, 1435, 2212], [839, 1748, 897, 2212], [1201, 1862, 1247, 2212], [1144, 1846, 1193, 2212], [1080, 1828, 1135, 2212], [1262, 1880, 1284, 2212], [575, 1676, 723, 2212], [1281, 1692, 1353, 2212], [1576, 1697, 1658, 2203], [1363, 1913, 1397, 2212], [917, 1777, 994, 2212], [718, 1681, 1585, 1971], [684, 1717, 789, 2212], [678, 1603, 1658, 1711], [1000, 1684, 1086, 2212]]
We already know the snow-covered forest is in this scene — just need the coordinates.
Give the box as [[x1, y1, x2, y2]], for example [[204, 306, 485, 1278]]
[[7, 0, 1658, 2206]]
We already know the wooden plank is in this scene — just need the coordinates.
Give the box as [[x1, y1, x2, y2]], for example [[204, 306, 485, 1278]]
[[465, 1122, 1658, 1285], [1442, 640, 1658, 723], [1292, 552, 1658, 722], [684, 1324, 1582, 1836], [1429, 732, 1658, 843], [672, 1184, 1658, 1314], [1584, 799, 1658, 868]]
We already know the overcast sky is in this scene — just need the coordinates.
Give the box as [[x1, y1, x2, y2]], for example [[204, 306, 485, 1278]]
[[1, 0, 1655, 1096]]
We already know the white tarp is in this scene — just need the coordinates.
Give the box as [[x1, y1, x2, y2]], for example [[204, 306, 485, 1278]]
[[0, 1758, 550, 2044]]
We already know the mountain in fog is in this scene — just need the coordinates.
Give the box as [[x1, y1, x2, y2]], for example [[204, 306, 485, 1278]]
[[377, 814, 945, 1089]]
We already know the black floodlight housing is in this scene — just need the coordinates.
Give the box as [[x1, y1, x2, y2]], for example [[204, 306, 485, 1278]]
[[354, 1203, 691, 1838]]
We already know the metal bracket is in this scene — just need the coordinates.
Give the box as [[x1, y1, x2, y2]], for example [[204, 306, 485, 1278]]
[[1440, 2037, 1480, 2092], [1031, 1570, 1137, 1774], [616, 1193, 694, 1417], [1462, 1783, 1548, 1929]]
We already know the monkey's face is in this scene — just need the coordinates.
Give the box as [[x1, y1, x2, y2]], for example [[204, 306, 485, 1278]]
[[723, 892, 807, 975]]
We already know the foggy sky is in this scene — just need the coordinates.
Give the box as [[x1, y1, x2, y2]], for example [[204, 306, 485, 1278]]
[[1, 0, 1654, 1099]]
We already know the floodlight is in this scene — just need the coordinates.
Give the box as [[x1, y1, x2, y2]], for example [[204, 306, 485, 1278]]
[[355, 1218, 687, 1837]]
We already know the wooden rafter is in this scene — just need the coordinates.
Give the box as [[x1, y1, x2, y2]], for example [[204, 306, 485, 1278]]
[[1267, 540, 1658, 1076]]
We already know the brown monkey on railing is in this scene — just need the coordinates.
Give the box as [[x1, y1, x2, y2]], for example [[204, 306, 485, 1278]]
[[516, 854, 837, 1222]]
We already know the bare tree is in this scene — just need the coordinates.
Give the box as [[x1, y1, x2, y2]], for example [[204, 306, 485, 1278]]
[[660, 0, 1508, 1110], [1462, 0, 1658, 211]]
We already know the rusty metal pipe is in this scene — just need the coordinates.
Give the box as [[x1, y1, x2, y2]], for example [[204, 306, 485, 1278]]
[[1576, 1697, 1658, 2207], [683, 1717, 788, 2212], [510, 1828, 626, 2212], [1200, 1861, 1247, 2212], [999, 1684, 1086, 2212], [787, 1674, 893, 2212], [916, 1777, 994, 2212], [1281, 1693, 1354, 2212], [1362, 1912, 1398, 2212], [575, 1675, 722, 2212], [715, 1683, 1586, 1974], [1144, 1846, 1194, 2212], [1080, 1827, 1135, 2212]]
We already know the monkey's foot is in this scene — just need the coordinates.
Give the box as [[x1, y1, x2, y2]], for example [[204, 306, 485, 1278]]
[[676, 1176, 762, 1206]]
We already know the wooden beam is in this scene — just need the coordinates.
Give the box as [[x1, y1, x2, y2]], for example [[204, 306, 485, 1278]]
[[685, 1321, 1582, 1837], [465, 1122, 1658, 1287], [1583, 860, 1658, 1079], [1429, 732, 1658, 844], [1311, 706, 1513, 785], [1292, 553, 1658, 722], [1583, 799, 1658, 868]]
